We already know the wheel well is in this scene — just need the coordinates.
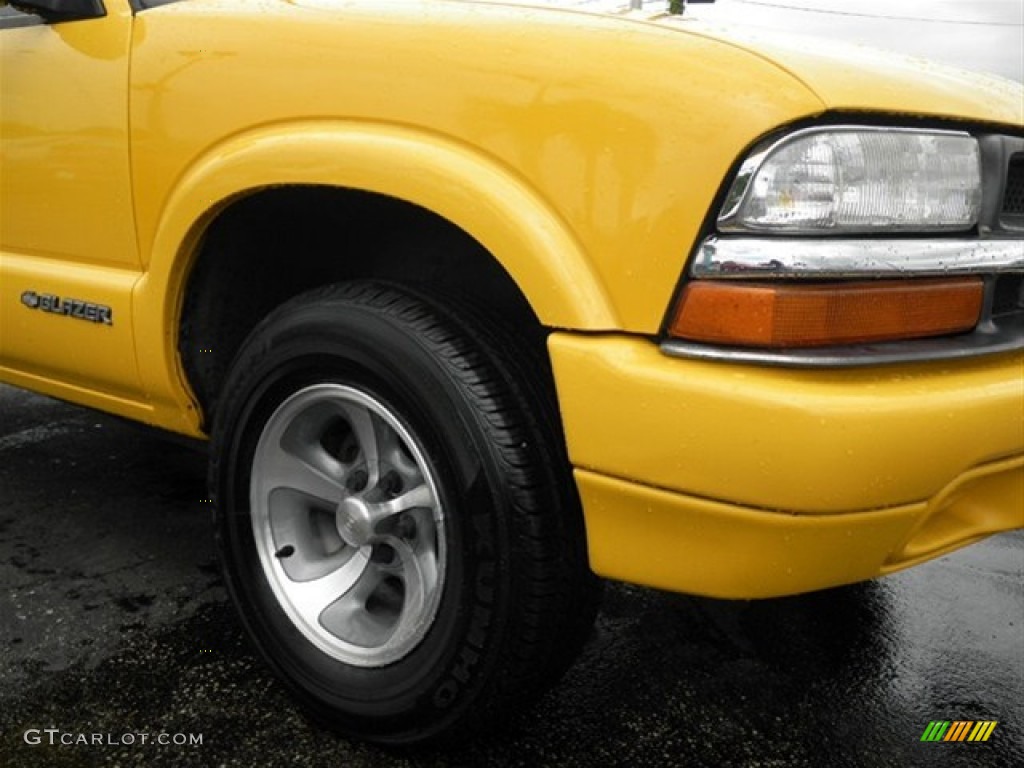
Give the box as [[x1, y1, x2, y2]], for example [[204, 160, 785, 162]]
[[179, 186, 543, 429]]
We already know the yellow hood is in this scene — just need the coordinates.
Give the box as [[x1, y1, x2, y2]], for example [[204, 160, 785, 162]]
[[450, 1, 1023, 127], [677, 20, 1023, 128]]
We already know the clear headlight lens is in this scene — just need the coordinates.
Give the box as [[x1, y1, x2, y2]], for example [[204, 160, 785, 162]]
[[719, 128, 982, 233]]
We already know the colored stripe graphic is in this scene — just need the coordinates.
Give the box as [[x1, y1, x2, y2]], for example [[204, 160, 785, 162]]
[[978, 722, 998, 742], [944, 722, 964, 741], [921, 721, 949, 741], [968, 722, 987, 742], [920, 721, 997, 742]]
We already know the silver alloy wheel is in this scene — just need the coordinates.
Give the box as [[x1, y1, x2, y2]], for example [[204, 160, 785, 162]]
[[250, 383, 446, 667]]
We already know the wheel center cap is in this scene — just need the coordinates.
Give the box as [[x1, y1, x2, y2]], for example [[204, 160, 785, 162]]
[[337, 496, 374, 548]]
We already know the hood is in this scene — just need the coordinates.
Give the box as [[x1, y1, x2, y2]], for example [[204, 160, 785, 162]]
[[675, 19, 1023, 128], [444, 0, 1023, 127]]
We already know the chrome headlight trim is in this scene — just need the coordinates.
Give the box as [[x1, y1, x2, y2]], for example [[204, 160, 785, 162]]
[[692, 237, 1024, 279], [660, 313, 1024, 368]]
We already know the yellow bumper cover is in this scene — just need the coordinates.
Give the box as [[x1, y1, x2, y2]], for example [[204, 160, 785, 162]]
[[549, 334, 1024, 597]]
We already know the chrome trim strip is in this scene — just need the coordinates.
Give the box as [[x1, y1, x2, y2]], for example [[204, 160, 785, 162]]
[[660, 315, 1024, 368], [717, 125, 977, 233], [692, 236, 1024, 279]]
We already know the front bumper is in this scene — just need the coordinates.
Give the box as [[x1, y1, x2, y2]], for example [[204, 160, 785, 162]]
[[549, 334, 1024, 597]]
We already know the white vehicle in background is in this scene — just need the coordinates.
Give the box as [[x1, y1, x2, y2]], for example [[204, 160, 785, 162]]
[[683, 0, 1023, 83]]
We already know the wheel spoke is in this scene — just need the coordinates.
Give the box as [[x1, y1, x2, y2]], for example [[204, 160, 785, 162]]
[[320, 565, 395, 647], [262, 448, 346, 505], [339, 403, 385, 488], [368, 482, 435, 529], [385, 535, 435, 623], [285, 549, 370, 629], [389, 441, 420, 483]]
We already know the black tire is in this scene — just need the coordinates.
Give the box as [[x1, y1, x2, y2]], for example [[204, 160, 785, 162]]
[[210, 281, 600, 745]]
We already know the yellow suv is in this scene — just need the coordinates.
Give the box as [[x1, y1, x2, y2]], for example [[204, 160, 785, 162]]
[[1, 0, 1021, 745]]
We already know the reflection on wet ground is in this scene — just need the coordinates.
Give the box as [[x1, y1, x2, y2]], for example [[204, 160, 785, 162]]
[[1, 384, 1021, 767]]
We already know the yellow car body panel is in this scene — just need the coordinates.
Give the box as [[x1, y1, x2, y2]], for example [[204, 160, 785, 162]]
[[577, 453, 1023, 598], [679, 19, 1024, 127], [0, 4, 138, 269], [127, 0, 818, 336], [0, 254, 144, 407], [130, 121, 621, 421], [550, 334, 1024, 594], [1, 0, 1021, 598], [0, 3, 145, 412], [549, 335, 1023, 513]]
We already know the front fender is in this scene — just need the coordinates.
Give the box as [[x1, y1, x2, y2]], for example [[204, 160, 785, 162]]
[[132, 121, 619, 428]]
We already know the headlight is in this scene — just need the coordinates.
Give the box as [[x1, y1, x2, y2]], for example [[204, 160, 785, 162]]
[[663, 125, 1024, 362], [718, 127, 982, 233]]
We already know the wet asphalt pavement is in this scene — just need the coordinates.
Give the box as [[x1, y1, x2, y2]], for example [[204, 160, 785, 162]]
[[1, 383, 1021, 768]]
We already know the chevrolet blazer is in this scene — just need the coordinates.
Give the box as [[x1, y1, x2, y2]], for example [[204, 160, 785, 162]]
[[1, 0, 1021, 745]]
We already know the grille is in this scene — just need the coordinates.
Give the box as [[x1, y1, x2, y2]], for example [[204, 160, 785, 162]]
[[991, 274, 1024, 319], [1003, 154, 1024, 215]]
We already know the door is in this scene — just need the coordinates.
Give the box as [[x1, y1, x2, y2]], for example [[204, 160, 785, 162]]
[[0, 1, 145, 410]]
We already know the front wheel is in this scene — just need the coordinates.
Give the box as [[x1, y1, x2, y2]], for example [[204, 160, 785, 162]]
[[210, 282, 599, 744]]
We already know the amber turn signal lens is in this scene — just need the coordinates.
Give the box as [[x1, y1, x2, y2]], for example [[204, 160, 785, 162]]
[[669, 278, 984, 348]]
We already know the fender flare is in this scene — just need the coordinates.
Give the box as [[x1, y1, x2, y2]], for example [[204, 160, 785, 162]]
[[133, 120, 618, 428]]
